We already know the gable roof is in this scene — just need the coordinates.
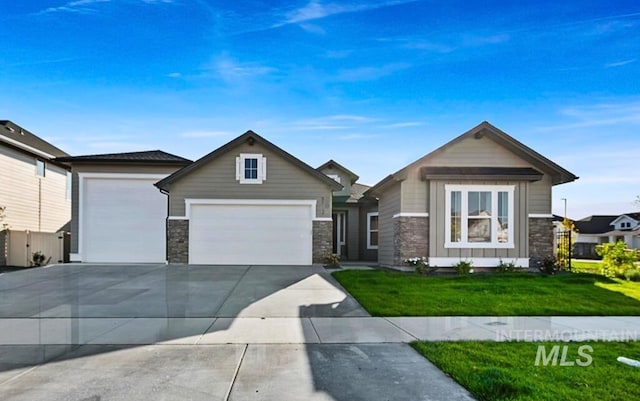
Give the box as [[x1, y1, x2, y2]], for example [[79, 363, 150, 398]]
[[55, 150, 191, 165], [317, 160, 360, 184], [574, 215, 618, 234], [0, 120, 69, 159], [156, 130, 342, 191], [368, 121, 578, 195], [609, 213, 640, 226]]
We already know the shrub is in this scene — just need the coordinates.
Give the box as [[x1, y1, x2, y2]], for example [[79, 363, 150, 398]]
[[538, 257, 559, 275], [31, 251, 51, 267], [323, 253, 341, 268], [625, 269, 640, 282], [496, 259, 519, 273], [404, 257, 434, 275], [596, 241, 638, 278], [453, 260, 473, 274]]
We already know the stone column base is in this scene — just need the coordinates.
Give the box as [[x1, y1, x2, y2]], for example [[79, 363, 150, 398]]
[[529, 217, 554, 266], [313, 220, 333, 264], [393, 216, 429, 266], [167, 220, 189, 264]]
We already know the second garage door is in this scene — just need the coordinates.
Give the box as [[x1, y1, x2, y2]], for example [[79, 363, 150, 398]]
[[189, 201, 313, 265]]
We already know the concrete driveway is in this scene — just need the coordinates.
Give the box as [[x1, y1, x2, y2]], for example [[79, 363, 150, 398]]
[[0, 264, 474, 401]]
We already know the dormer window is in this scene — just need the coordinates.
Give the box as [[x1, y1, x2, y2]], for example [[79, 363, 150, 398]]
[[236, 153, 266, 184]]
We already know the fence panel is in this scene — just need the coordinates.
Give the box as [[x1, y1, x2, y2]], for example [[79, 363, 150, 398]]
[[6, 231, 65, 267]]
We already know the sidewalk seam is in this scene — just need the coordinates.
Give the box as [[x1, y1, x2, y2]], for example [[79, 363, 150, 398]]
[[383, 318, 419, 342], [308, 318, 323, 344], [212, 265, 253, 317], [224, 344, 248, 401]]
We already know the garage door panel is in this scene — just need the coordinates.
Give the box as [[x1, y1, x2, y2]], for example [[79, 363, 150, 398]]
[[189, 203, 313, 265], [83, 178, 166, 263]]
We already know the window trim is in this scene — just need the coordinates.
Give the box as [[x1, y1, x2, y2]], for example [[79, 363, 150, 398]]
[[367, 212, 379, 250], [445, 184, 515, 249], [236, 153, 266, 184], [36, 159, 46, 177]]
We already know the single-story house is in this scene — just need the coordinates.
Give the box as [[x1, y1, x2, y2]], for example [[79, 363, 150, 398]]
[[57, 121, 577, 268]]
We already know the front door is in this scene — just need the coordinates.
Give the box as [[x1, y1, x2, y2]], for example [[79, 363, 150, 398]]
[[332, 211, 347, 257]]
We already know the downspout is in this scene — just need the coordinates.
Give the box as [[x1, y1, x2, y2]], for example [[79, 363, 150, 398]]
[[159, 187, 170, 264]]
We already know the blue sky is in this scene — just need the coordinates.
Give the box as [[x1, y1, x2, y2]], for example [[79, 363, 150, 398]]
[[1, 0, 639, 219]]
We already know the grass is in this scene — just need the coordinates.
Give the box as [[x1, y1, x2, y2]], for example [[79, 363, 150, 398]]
[[332, 270, 640, 316], [412, 341, 640, 401], [572, 260, 603, 274]]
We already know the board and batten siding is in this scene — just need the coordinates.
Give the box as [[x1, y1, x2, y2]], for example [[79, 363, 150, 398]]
[[428, 180, 529, 260], [69, 164, 181, 253], [528, 175, 552, 214], [168, 142, 333, 218], [377, 182, 401, 266], [0, 145, 70, 232]]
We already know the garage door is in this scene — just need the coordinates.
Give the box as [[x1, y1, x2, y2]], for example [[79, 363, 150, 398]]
[[189, 202, 313, 265], [82, 176, 166, 263]]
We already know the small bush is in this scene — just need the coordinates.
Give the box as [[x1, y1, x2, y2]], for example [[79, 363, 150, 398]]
[[596, 241, 638, 278], [624, 269, 640, 282], [323, 253, 341, 268], [454, 260, 473, 274], [31, 251, 51, 267], [496, 259, 519, 273], [538, 257, 559, 275]]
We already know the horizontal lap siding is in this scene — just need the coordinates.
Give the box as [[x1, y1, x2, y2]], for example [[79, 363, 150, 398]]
[[429, 180, 528, 259], [425, 135, 532, 168], [0, 146, 70, 232], [378, 183, 401, 266], [168, 142, 332, 218]]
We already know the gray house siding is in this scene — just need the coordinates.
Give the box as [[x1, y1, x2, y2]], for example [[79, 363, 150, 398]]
[[318, 165, 351, 197], [69, 164, 181, 253], [377, 182, 401, 266], [168, 142, 332, 219], [333, 204, 360, 261], [425, 135, 532, 168]]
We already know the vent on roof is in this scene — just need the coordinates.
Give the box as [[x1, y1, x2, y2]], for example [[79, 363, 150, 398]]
[[7, 126, 14, 133]]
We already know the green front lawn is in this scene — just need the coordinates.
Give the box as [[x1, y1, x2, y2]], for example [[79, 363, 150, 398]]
[[412, 341, 640, 401], [333, 270, 640, 316]]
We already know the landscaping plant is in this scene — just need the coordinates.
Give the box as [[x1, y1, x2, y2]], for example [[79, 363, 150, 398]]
[[596, 240, 638, 278], [453, 260, 473, 274]]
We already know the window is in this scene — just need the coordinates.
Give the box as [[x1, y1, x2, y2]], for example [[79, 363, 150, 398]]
[[327, 174, 341, 184], [367, 212, 379, 249], [36, 160, 45, 177], [445, 185, 515, 248], [66, 172, 72, 200], [236, 153, 266, 184]]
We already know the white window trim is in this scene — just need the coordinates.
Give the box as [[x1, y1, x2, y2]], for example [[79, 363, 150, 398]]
[[236, 153, 266, 184], [367, 212, 379, 250], [445, 184, 515, 249]]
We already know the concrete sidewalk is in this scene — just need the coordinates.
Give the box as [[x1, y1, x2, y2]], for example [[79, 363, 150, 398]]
[[2, 316, 639, 345]]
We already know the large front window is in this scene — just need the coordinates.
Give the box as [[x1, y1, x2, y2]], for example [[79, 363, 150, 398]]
[[445, 185, 514, 248]]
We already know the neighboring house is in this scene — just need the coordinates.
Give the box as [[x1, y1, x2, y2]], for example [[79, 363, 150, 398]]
[[366, 121, 578, 268], [55, 151, 192, 263], [317, 160, 377, 262], [0, 121, 71, 232], [155, 131, 341, 265], [573, 213, 640, 259]]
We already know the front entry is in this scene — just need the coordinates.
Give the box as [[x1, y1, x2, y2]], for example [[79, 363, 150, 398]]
[[332, 211, 346, 256]]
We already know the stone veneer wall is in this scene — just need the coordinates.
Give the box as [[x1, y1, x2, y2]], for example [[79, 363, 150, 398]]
[[313, 220, 333, 264], [167, 220, 189, 264], [392, 216, 429, 267], [529, 217, 554, 266]]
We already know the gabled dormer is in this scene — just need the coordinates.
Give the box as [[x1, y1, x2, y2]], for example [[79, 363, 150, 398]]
[[610, 213, 640, 231], [317, 160, 359, 198]]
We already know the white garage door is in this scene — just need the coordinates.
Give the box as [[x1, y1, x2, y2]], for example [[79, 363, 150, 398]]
[[189, 202, 313, 265], [82, 176, 166, 263]]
